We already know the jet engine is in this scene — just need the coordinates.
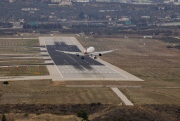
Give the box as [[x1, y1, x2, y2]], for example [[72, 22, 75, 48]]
[[99, 53, 102, 56]]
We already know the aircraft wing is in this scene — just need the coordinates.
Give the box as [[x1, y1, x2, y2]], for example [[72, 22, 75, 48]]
[[56, 50, 85, 56], [91, 49, 118, 56]]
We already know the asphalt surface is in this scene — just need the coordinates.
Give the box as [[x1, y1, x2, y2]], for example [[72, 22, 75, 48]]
[[42, 37, 126, 79], [46, 41, 103, 68], [38, 37, 143, 81]]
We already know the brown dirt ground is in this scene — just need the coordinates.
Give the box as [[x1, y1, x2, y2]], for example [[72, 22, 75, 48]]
[[0, 104, 179, 121]]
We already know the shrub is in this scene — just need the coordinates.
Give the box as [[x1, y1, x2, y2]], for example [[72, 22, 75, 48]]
[[3, 81, 9, 85], [2, 114, 7, 121], [77, 110, 89, 121]]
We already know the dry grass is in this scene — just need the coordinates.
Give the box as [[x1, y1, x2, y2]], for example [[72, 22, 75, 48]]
[[0, 58, 44, 66], [76, 36, 180, 104], [0, 38, 49, 76], [0, 66, 49, 76], [0, 39, 39, 54], [0, 113, 82, 121], [0, 80, 121, 104]]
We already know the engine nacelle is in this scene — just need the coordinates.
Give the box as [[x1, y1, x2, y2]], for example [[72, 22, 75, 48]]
[[99, 53, 102, 56]]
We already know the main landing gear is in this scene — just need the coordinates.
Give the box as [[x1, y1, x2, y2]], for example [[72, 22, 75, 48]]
[[76, 53, 79, 57]]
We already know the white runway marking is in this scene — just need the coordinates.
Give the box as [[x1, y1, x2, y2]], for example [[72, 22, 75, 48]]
[[106, 65, 128, 78]]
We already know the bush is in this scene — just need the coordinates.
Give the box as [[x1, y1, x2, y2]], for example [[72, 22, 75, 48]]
[[2, 114, 7, 121], [77, 110, 89, 121], [3, 81, 9, 85], [24, 113, 29, 117]]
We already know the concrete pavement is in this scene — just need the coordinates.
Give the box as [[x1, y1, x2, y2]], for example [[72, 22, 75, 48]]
[[111, 87, 134, 106]]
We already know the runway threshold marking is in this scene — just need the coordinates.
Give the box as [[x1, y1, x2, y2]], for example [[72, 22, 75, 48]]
[[106, 65, 128, 78], [70, 38, 76, 44], [44, 39, 64, 78], [59, 40, 97, 78]]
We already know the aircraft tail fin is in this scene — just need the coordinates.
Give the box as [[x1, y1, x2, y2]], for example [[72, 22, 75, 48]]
[[84, 37, 88, 52]]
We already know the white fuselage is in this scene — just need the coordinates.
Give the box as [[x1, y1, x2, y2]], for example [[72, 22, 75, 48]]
[[84, 46, 95, 54]]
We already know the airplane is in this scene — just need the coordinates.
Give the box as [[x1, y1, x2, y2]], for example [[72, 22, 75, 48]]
[[56, 46, 118, 59]]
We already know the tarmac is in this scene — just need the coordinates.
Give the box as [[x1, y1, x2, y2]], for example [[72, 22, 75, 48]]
[[39, 37, 143, 81]]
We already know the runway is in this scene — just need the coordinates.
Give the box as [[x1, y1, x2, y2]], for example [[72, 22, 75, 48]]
[[39, 37, 143, 81]]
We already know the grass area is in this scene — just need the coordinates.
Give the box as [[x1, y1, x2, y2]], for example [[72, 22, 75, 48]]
[[0, 58, 44, 66], [0, 66, 49, 76], [120, 86, 180, 104], [0, 38, 49, 76], [0, 80, 121, 104], [0, 39, 39, 54], [0, 114, 82, 121], [76, 36, 180, 104]]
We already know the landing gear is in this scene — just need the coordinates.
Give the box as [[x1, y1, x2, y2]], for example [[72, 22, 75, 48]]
[[94, 56, 97, 59], [81, 56, 84, 59], [90, 54, 93, 57], [76, 53, 79, 57]]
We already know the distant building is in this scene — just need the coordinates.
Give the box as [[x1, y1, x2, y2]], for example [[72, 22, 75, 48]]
[[59, 0, 72, 5], [11, 22, 23, 29], [96, 0, 111, 2], [9, 0, 15, 2], [76, 0, 89, 2], [22, 8, 38, 11], [141, 16, 150, 19], [143, 36, 152, 39], [51, 0, 62, 3], [118, 17, 130, 21]]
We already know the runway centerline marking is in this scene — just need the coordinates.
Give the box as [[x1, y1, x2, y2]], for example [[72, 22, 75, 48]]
[[58, 41, 90, 72]]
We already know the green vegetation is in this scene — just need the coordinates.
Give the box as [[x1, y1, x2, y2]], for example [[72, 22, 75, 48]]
[[1, 114, 6, 121], [0, 66, 49, 76], [77, 110, 89, 121], [3, 81, 9, 85]]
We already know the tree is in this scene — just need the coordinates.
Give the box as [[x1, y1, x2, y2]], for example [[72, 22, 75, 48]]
[[77, 110, 89, 121], [2, 114, 7, 121]]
